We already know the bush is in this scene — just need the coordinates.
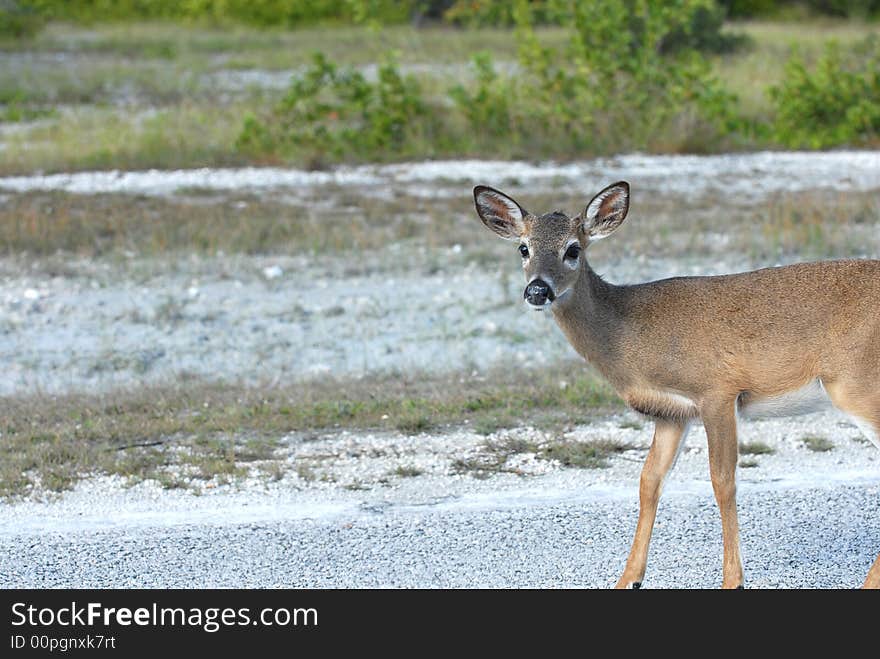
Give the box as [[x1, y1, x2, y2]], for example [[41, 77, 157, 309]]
[[446, 0, 745, 54], [0, 0, 45, 39], [240, 0, 745, 164], [508, 0, 739, 152], [769, 37, 880, 148], [237, 52, 440, 165]]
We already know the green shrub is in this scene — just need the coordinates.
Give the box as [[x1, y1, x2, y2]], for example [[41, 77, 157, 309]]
[[509, 0, 739, 153], [0, 0, 45, 39], [240, 0, 745, 164], [719, 1, 880, 17], [448, 52, 514, 140], [769, 37, 880, 148], [446, 0, 744, 54], [801, 0, 880, 17], [237, 52, 439, 165]]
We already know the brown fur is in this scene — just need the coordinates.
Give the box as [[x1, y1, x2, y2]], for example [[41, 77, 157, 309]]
[[474, 182, 880, 589]]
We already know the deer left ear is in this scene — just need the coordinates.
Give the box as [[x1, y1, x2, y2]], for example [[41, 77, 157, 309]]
[[474, 186, 528, 240], [580, 181, 630, 241]]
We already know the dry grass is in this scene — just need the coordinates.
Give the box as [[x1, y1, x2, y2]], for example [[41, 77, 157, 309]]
[[0, 189, 459, 256], [745, 191, 880, 260], [0, 361, 619, 497], [2, 187, 876, 261]]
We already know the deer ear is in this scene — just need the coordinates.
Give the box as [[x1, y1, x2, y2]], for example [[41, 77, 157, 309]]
[[474, 186, 527, 240], [581, 181, 630, 240]]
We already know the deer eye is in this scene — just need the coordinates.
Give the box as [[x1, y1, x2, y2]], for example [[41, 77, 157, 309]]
[[564, 243, 581, 260], [519, 244, 529, 258]]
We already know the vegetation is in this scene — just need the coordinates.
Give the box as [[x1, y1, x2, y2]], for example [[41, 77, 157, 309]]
[[739, 441, 776, 455], [8, 0, 880, 36], [239, 1, 744, 163], [2, 9, 877, 173], [802, 435, 835, 452], [0, 361, 620, 497], [451, 435, 631, 478], [770, 37, 880, 148]]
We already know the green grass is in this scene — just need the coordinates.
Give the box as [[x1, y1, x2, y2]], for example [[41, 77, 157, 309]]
[[0, 22, 546, 68], [537, 438, 630, 469], [802, 435, 835, 452], [0, 362, 619, 498], [739, 441, 775, 455], [0, 104, 252, 176], [452, 434, 630, 478], [618, 419, 644, 430]]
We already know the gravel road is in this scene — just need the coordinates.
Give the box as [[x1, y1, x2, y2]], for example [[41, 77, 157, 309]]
[[2, 411, 878, 589]]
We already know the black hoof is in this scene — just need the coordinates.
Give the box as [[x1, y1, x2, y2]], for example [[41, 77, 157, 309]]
[[736, 585, 744, 589], [631, 582, 641, 589]]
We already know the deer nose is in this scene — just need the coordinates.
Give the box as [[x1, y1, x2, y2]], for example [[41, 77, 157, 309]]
[[524, 279, 555, 307]]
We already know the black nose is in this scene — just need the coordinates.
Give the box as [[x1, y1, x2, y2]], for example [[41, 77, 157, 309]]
[[524, 279, 555, 306]]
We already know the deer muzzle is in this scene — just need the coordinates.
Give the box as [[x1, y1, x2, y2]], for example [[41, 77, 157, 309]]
[[524, 278, 555, 309]]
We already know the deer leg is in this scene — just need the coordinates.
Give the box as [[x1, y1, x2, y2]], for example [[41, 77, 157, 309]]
[[702, 398, 744, 589], [823, 382, 880, 588], [616, 418, 690, 589]]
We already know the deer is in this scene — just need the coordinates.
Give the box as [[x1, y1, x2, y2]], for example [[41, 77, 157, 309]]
[[473, 180, 880, 589]]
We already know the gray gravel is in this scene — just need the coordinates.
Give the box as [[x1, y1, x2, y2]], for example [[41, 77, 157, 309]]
[[1, 479, 877, 589]]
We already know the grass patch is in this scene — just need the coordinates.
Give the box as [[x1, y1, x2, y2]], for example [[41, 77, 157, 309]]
[[393, 465, 422, 478], [618, 419, 644, 430], [745, 191, 880, 260], [0, 104, 251, 175], [0, 362, 619, 497], [739, 441, 775, 455], [453, 434, 629, 479], [537, 438, 630, 470], [0, 189, 472, 256], [1, 22, 547, 68], [802, 435, 835, 452], [739, 458, 759, 468]]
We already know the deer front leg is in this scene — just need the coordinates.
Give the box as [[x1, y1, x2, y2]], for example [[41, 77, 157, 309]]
[[616, 418, 690, 589], [702, 398, 744, 589]]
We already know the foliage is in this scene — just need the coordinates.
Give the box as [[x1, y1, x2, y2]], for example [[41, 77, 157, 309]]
[[446, 0, 745, 54], [769, 37, 880, 148], [503, 0, 741, 152], [241, 1, 745, 163], [720, 0, 880, 16], [0, 0, 45, 39], [237, 52, 438, 164]]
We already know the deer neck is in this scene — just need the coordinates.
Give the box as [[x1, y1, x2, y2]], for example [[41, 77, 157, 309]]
[[551, 262, 625, 378]]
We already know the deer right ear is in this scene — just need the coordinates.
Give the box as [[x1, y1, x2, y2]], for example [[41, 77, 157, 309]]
[[581, 181, 630, 241], [474, 186, 527, 240]]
